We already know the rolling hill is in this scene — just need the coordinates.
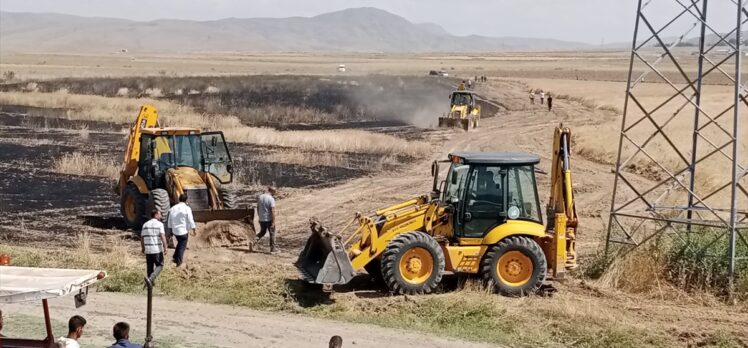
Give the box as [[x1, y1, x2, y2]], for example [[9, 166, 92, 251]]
[[0, 7, 590, 53]]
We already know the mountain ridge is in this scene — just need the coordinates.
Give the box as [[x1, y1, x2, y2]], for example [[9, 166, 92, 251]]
[[0, 7, 591, 53]]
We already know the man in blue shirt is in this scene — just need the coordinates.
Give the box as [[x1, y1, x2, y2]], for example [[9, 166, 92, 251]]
[[109, 322, 142, 348]]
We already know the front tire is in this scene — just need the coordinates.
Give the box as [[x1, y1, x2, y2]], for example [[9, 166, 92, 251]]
[[381, 231, 445, 295], [481, 236, 546, 296], [121, 184, 148, 230]]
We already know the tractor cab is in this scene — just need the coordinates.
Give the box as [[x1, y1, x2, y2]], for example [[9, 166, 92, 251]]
[[138, 128, 233, 189], [440, 152, 543, 240], [450, 91, 475, 107]]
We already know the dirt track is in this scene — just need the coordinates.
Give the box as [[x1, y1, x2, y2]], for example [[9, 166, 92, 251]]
[[6, 292, 496, 348]]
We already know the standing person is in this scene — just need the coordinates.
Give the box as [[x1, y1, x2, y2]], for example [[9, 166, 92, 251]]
[[141, 209, 167, 287], [529, 90, 535, 104], [109, 322, 143, 348], [256, 186, 278, 253], [58, 315, 86, 348], [168, 194, 195, 267], [458, 81, 466, 91], [547, 94, 553, 111], [540, 91, 546, 105]]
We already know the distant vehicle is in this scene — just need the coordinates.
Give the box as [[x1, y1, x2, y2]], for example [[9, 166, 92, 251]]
[[439, 70, 449, 77], [429, 70, 439, 76], [337, 64, 346, 72]]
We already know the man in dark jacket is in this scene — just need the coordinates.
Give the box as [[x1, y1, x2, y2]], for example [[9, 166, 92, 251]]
[[109, 322, 142, 348]]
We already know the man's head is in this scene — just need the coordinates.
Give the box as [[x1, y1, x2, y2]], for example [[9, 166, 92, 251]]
[[267, 186, 276, 195], [68, 315, 86, 339], [179, 194, 188, 203], [151, 209, 161, 220], [113, 322, 130, 341], [329, 335, 343, 348]]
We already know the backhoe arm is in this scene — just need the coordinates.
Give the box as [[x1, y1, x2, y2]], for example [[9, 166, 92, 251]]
[[116, 104, 159, 195], [548, 125, 578, 274]]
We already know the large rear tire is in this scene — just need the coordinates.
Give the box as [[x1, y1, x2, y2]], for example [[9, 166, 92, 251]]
[[219, 186, 238, 209], [481, 236, 546, 296], [121, 184, 148, 230], [150, 188, 171, 224], [381, 231, 445, 295]]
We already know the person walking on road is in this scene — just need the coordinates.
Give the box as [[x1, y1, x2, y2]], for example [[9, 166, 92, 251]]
[[168, 194, 195, 267], [256, 186, 278, 253], [109, 322, 143, 348], [141, 209, 167, 287], [529, 90, 535, 104], [58, 315, 86, 348], [547, 94, 553, 111], [540, 91, 546, 105]]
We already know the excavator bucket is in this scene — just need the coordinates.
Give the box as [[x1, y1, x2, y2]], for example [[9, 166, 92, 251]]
[[188, 208, 255, 248], [438, 117, 456, 128], [296, 221, 356, 287]]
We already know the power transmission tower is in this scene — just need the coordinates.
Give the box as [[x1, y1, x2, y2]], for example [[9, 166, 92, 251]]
[[606, 0, 747, 294]]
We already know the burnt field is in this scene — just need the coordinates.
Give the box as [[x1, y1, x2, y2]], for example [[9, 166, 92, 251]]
[[0, 74, 478, 244]]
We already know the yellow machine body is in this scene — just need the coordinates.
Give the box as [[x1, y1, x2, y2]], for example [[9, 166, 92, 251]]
[[297, 125, 578, 294], [438, 91, 481, 130], [115, 104, 253, 235]]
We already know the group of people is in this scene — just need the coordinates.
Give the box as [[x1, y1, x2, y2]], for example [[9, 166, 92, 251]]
[[475, 75, 488, 82], [55, 315, 140, 348], [142, 186, 278, 286], [529, 89, 553, 111], [141, 193, 195, 287]]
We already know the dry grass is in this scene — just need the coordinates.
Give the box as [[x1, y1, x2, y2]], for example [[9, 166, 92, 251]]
[[225, 127, 430, 157], [0, 91, 430, 157], [525, 77, 746, 208], [260, 151, 399, 170], [53, 152, 120, 179]]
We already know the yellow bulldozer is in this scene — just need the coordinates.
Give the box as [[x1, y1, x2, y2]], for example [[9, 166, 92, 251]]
[[438, 90, 481, 131], [297, 125, 577, 295], [115, 104, 253, 246]]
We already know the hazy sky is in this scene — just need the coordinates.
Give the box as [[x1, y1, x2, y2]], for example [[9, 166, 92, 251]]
[[0, 0, 739, 44]]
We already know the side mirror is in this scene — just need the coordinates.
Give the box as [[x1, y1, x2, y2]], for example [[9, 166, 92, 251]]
[[431, 161, 437, 177]]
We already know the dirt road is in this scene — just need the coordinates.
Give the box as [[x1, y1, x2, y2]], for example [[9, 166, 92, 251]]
[[5, 291, 497, 348]]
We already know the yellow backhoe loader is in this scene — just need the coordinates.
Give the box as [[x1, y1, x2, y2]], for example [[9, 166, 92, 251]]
[[115, 104, 253, 246], [297, 125, 577, 295], [438, 90, 481, 131]]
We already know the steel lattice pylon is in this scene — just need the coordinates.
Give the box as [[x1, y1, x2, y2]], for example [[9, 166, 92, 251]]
[[606, 0, 748, 292]]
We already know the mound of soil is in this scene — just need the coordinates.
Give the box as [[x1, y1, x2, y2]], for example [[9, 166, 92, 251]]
[[190, 220, 255, 248]]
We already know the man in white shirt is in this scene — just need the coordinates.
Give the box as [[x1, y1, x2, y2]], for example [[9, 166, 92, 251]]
[[256, 186, 278, 253], [167, 194, 195, 267], [57, 315, 86, 348], [141, 209, 167, 287]]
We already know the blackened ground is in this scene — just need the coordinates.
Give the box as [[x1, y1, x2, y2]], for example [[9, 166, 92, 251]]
[[0, 105, 429, 245]]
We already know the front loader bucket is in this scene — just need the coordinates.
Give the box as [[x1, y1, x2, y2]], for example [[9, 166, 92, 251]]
[[188, 208, 255, 248], [438, 117, 456, 128], [296, 221, 356, 286]]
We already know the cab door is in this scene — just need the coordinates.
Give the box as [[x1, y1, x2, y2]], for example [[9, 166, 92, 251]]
[[200, 132, 233, 184], [456, 165, 506, 239]]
